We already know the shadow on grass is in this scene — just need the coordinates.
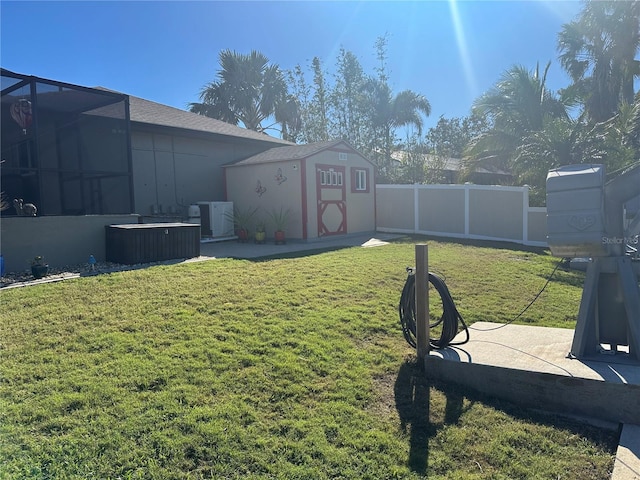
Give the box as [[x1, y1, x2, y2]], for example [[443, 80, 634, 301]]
[[247, 246, 349, 262], [221, 234, 552, 265], [399, 234, 549, 255], [550, 261, 587, 288], [393, 356, 619, 476], [404, 234, 587, 289], [394, 358, 464, 474]]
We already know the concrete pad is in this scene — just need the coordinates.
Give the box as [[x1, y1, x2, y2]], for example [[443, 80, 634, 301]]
[[425, 322, 640, 425], [613, 423, 640, 480], [432, 322, 640, 385]]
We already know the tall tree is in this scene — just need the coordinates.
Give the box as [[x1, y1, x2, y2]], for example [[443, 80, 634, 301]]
[[425, 113, 488, 159], [465, 62, 568, 175], [190, 50, 299, 139], [288, 58, 330, 143], [597, 93, 640, 172], [558, 0, 640, 123], [273, 94, 302, 142], [329, 48, 368, 146], [618, 91, 640, 154], [309, 57, 330, 142], [284, 37, 433, 184], [361, 35, 431, 181], [395, 133, 430, 184], [514, 115, 608, 204], [363, 78, 431, 181]]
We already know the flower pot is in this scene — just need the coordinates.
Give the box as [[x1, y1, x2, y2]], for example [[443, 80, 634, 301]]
[[255, 231, 266, 244], [274, 230, 286, 245], [237, 228, 249, 243], [31, 264, 49, 279]]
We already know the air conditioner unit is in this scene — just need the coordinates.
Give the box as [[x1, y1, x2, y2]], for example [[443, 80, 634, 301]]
[[197, 202, 234, 237]]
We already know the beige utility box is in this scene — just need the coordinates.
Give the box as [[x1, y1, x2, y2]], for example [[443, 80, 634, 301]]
[[546, 164, 607, 257]]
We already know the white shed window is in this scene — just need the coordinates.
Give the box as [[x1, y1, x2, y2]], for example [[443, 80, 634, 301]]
[[320, 168, 343, 186], [339, 152, 348, 161], [319, 166, 345, 188], [355, 169, 367, 190], [351, 167, 370, 193]]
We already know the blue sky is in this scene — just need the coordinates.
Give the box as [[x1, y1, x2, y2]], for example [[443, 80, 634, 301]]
[[1, 1, 582, 133]]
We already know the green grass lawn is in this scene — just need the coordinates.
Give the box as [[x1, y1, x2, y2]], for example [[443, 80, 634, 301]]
[[0, 238, 618, 479]]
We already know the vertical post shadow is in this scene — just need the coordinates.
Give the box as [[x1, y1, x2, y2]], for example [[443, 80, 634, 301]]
[[394, 360, 431, 475], [443, 384, 465, 425]]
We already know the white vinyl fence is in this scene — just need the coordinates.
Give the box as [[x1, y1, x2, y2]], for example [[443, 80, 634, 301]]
[[376, 184, 547, 247]]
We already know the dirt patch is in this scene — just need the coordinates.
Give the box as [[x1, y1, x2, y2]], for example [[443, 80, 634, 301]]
[[367, 354, 420, 424]]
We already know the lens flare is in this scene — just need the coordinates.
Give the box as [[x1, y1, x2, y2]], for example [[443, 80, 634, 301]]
[[448, 0, 478, 98]]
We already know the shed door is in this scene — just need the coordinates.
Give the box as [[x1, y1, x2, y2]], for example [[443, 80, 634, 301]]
[[316, 164, 346, 236]]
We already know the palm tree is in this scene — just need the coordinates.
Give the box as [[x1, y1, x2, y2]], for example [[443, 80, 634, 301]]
[[273, 94, 301, 142], [621, 91, 640, 153], [597, 94, 640, 173], [363, 78, 431, 181], [189, 50, 299, 137], [558, 1, 640, 123], [464, 62, 568, 177], [514, 115, 609, 204]]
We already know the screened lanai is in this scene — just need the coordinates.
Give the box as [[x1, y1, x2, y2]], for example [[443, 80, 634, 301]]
[[1, 69, 133, 216]]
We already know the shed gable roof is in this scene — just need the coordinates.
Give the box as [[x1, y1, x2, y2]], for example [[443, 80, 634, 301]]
[[226, 139, 371, 167]]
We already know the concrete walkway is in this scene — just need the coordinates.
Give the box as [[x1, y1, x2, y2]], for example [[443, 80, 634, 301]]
[[614, 423, 640, 480], [197, 232, 402, 259]]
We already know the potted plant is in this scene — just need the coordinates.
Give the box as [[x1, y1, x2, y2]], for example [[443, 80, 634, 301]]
[[268, 207, 291, 245], [31, 255, 49, 279], [254, 221, 266, 244], [226, 206, 258, 243]]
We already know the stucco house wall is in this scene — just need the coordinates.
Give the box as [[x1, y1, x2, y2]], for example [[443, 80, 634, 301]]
[[1, 215, 139, 273], [127, 94, 292, 217], [130, 130, 277, 215]]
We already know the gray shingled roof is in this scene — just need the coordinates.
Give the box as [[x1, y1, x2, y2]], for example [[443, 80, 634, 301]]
[[126, 94, 293, 145], [227, 139, 352, 167], [94, 87, 293, 146], [391, 151, 512, 176], [2, 69, 292, 146]]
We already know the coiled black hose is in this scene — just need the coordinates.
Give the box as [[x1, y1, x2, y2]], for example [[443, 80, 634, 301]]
[[398, 267, 469, 349]]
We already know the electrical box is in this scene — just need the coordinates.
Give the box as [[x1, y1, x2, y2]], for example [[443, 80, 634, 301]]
[[197, 202, 234, 237], [546, 164, 607, 257]]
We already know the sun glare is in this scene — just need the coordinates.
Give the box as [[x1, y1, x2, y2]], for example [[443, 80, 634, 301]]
[[537, 0, 581, 23], [448, 0, 478, 99]]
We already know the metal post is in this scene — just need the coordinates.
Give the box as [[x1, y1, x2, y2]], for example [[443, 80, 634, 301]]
[[415, 244, 430, 362]]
